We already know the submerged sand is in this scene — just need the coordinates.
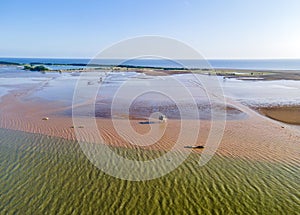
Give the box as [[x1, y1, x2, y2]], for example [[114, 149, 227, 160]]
[[0, 82, 299, 165]]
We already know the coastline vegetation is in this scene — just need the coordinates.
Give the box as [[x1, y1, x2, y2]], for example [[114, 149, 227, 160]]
[[0, 61, 21, 65], [23, 64, 49, 71], [0, 60, 298, 81]]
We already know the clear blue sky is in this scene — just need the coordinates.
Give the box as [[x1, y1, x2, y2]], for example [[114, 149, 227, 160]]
[[1, 0, 300, 59]]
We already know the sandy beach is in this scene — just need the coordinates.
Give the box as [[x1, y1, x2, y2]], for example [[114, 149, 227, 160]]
[[0, 74, 299, 164], [2, 2, 300, 213], [0, 63, 300, 215], [258, 106, 300, 125]]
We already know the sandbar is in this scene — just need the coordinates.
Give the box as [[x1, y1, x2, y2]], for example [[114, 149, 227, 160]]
[[0, 82, 299, 165]]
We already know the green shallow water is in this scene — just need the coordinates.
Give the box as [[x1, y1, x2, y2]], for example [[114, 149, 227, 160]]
[[0, 128, 299, 215]]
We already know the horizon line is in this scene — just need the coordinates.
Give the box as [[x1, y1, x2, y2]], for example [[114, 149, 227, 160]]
[[1, 56, 300, 61]]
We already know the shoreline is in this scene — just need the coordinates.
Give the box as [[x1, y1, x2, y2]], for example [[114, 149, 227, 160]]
[[36, 67, 300, 81], [258, 106, 300, 125], [0, 84, 299, 164], [2, 62, 300, 80], [0, 64, 299, 164]]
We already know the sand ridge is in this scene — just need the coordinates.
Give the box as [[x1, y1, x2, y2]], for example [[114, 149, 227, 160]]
[[0, 84, 299, 164]]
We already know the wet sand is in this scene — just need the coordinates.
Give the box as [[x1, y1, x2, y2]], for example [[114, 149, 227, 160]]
[[258, 106, 300, 125], [104, 68, 300, 81], [0, 84, 299, 164]]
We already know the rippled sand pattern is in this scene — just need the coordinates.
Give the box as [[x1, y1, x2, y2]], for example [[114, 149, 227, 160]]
[[0, 128, 299, 214]]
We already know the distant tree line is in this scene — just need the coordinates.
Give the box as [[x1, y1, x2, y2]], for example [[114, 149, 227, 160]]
[[23, 65, 49, 71]]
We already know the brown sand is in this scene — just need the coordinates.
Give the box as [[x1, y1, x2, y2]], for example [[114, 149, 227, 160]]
[[0, 85, 299, 164], [258, 106, 300, 125]]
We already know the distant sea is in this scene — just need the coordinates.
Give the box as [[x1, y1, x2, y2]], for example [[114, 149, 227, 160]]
[[1, 57, 300, 70]]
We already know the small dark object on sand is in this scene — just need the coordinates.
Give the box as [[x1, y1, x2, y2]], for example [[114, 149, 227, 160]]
[[158, 114, 167, 122], [184, 145, 204, 149], [70, 125, 84, 128], [42, 117, 49, 121], [139, 121, 156, 125]]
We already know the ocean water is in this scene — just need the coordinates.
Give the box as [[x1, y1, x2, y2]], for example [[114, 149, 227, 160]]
[[1, 58, 300, 70], [0, 128, 299, 214]]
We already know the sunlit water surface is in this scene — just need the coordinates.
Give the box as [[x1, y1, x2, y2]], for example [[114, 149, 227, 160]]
[[1, 67, 300, 214], [0, 128, 299, 214]]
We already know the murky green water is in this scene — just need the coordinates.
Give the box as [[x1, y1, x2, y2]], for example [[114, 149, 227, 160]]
[[0, 128, 299, 214]]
